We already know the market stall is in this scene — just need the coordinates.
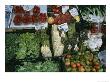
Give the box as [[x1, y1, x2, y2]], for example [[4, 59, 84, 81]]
[[5, 5, 106, 72]]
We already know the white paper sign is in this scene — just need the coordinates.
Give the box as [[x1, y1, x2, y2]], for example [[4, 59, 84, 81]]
[[58, 23, 68, 32], [62, 6, 69, 14], [69, 7, 79, 17]]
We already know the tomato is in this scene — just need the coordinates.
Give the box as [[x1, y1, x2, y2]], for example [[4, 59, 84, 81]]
[[65, 12, 72, 22], [52, 7, 61, 14], [54, 17, 58, 25], [76, 63, 81, 67], [22, 14, 30, 24], [53, 13, 72, 25], [38, 13, 47, 23], [13, 6, 24, 14], [13, 15, 22, 25], [66, 55, 72, 58], [29, 15, 36, 23], [57, 19, 62, 25], [94, 65, 100, 70], [94, 63, 100, 66], [71, 62, 76, 68], [55, 15, 62, 24], [61, 14, 67, 23], [78, 66, 85, 72]]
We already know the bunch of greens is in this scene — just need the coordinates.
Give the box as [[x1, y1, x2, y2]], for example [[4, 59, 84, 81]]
[[78, 29, 88, 52], [15, 32, 40, 59], [78, 5, 106, 23], [68, 23, 76, 39], [16, 59, 59, 72], [5, 33, 19, 63], [41, 29, 50, 46], [41, 59, 59, 72], [62, 23, 77, 54], [63, 29, 88, 54]]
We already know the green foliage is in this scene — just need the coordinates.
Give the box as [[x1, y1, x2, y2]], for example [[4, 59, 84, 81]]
[[41, 29, 50, 46], [16, 59, 59, 72], [78, 5, 105, 17], [16, 32, 40, 59], [5, 33, 19, 63], [68, 23, 76, 39]]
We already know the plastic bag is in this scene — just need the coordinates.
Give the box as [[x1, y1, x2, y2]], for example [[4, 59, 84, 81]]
[[98, 50, 106, 66]]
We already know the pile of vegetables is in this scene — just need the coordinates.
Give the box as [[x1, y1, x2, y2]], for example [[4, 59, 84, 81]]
[[15, 32, 40, 59], [16, 59, 59, 72], [5, 5, 106, 72], [13, 5, 47, 25], [63, 29, 105, 72], [64, 51, 105, 72], [41, 29, 52, 57], [79, 5, 105, 23], [5, 33, 19, 63]]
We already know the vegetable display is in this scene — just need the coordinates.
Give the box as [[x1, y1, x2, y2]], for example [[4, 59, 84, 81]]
[[16, 32, 40, 59], [79, 5, 105, 23], [5, 5, 106, 72], [5, 33, 19, 63], [64, 51, 105, 72], [41, 29, 52, 57], [13, 5, 47, 25], [16, 59, 59, 72]]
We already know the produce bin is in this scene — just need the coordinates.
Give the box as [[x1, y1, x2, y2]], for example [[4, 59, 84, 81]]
[[5, 5, 106, 72]]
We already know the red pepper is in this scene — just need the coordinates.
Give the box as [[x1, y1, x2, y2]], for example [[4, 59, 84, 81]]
[[38, 13, 47, 23], [52, 6, 61, 14], [29, 15, 36, 23], [13, 15, 22, 25], [13, 6, 24, 14], [22, 14, 30, 24]]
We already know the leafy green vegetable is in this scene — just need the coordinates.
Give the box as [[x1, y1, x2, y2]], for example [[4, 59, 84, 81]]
[[41, 29, 50, 46], [68, 23, 76, 39], [16, 59, 59, 72], [5, 33, 19, 63], [16, 32, 40, 59]]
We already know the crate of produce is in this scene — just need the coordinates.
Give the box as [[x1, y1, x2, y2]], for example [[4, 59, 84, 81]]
[[63, 51, 106, 72]]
